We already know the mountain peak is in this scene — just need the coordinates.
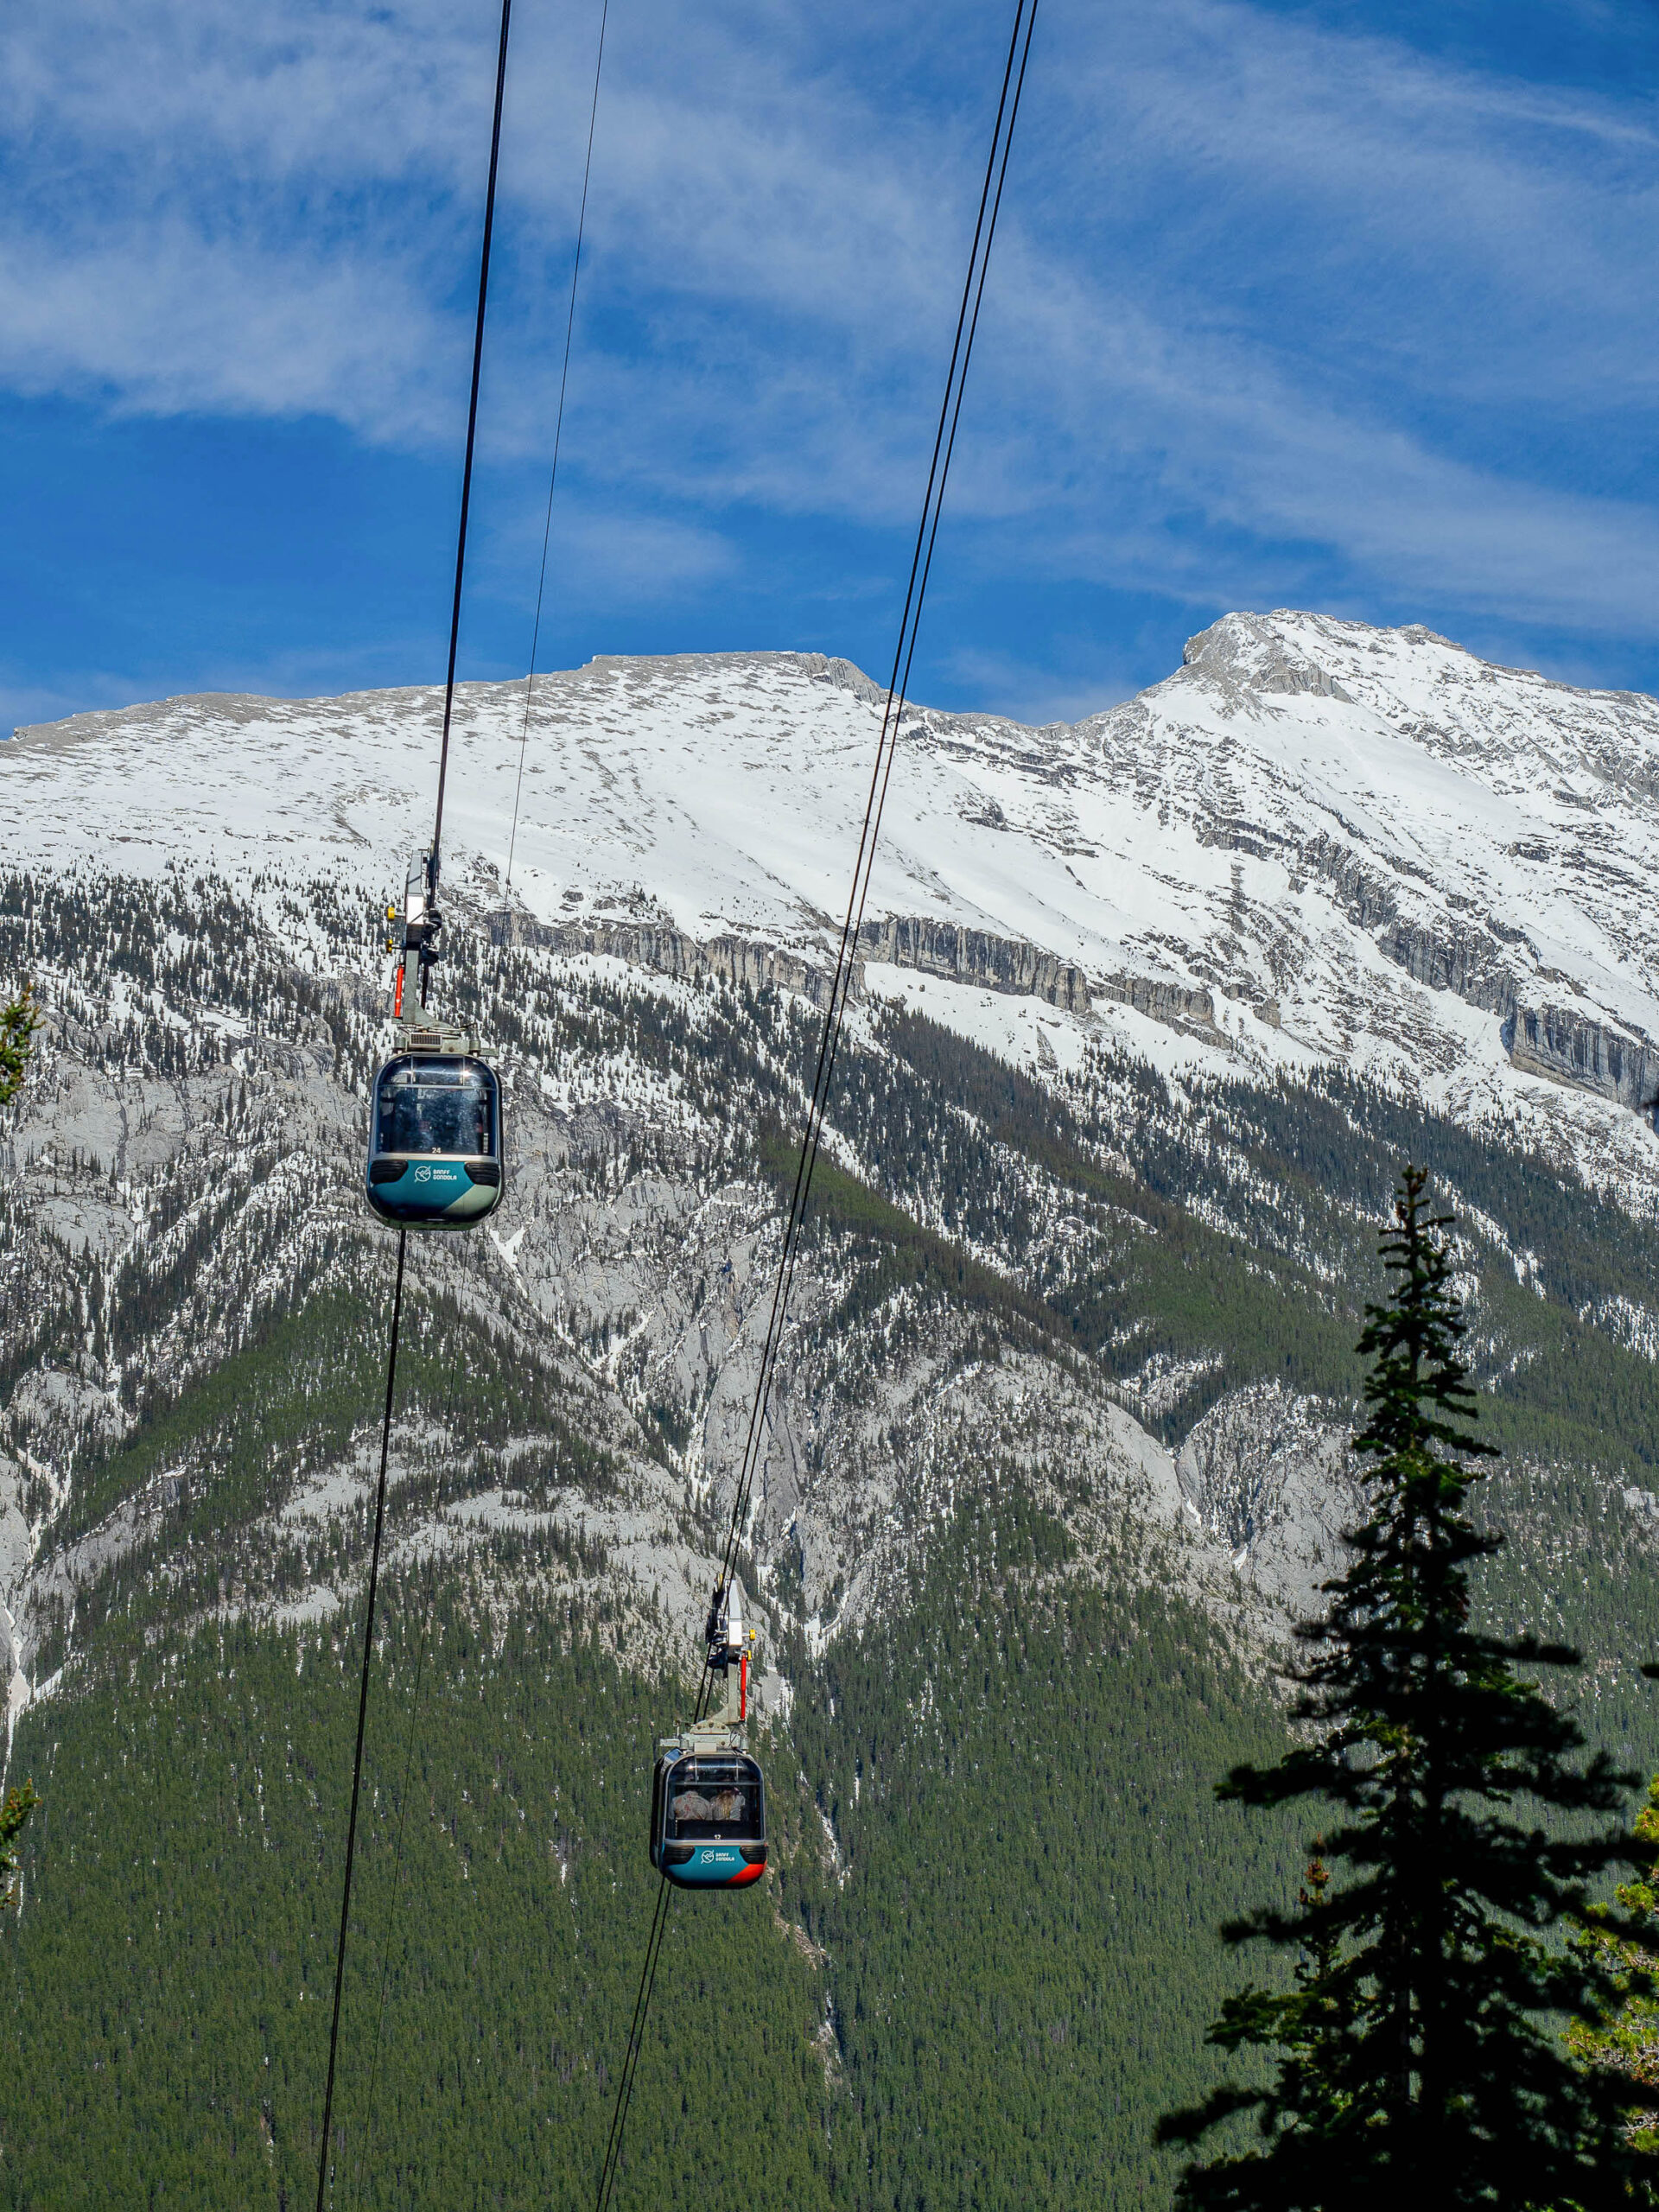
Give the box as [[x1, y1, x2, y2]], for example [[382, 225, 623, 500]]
[[8, 617, 1659, 1210]]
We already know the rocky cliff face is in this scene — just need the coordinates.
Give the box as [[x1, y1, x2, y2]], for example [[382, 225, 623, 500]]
[[1176, 1384, 1363, 1624], [6, 611, 1659, 1720], [13, 609, 1659, 1207], [1075, 611, 1659, 1190], [0, 857, 1259, 1681], [15, 619, 1659, 2212]]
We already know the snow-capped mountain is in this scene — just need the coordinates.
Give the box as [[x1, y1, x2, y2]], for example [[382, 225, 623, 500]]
[[10, 613, 1659, 2200], [9, 606, 1659, 1679], [10, 608, 1659, 1211]]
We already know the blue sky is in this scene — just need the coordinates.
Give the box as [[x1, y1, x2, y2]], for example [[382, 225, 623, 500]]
[[4, 0, 1659, 732]]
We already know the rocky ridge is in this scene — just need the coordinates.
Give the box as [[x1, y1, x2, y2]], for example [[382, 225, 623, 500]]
[[5, 613, 1659, 1731]]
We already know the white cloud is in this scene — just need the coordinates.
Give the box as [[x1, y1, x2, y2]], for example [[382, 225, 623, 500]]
[[473, 498, 740, 615], [0, 226, 460, 435], [4, 0, 1659, 646]]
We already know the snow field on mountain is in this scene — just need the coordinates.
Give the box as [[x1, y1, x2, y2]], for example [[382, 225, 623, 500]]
[[10, 610, 1659, 1217]]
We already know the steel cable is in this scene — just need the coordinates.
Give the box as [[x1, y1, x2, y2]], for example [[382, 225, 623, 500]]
[[505, 0, 611, 899], [314, 1228, 408, 2212], [315, 0, 515, 2194], [430, 0, 515, 887], [345, 1553, 436, 2210], [373, 10, 614, 2157], [346, 1260, 479, 2210], [594, 1876, 673, 2211], [594, 3, 1040, 2196], [695, 0, 1041, 1719]]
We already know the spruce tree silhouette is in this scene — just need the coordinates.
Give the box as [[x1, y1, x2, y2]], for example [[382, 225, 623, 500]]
[[1159, 1166, 1654, 2209]]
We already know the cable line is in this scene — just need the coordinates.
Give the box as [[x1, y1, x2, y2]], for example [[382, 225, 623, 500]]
[[506, 0, 611, 898], [594, 1878, 674, 2211], [431, 0, 516, 891], [594, 3, 1039, 2198], [701, 0, 1041, 1705], [314, 1230, 408, 2212], [347, 1545, 436, 2210], [315, 2, 514, 2199], [350, 16, 612, 2163], [347, 1301, 477, 2209]]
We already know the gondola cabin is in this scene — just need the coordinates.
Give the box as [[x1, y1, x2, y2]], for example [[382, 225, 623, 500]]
[[365, 1050, 503, 1230], [650, 1748, 766, 1889]]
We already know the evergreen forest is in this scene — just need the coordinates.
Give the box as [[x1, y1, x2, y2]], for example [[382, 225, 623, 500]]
[[3, 866, 1659, 2204]]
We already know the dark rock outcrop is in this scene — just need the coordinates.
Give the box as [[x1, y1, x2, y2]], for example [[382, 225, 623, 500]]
[[859, 916, 1220, 1036], [1507, 1005, 1659, 1111], [858, 916, 1092, 1012], [1287, 833, 1659, 1115], [489, 906, 1224, 1042], [486, 911, 850, 1012]]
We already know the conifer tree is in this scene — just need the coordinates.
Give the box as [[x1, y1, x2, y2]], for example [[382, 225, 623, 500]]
[[0, 1779, 38, 1908], [0, 985, 41, 1901], [1159, 1166, 1651, 2209], [1571, 1774, 1659, 2158], [0, 981, 38, 1106]]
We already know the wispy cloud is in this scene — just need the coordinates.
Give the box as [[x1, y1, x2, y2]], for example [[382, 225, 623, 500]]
[[1, 668, 146, 735], [474, 498, 740, 616], [5, 0, 1659, 687]]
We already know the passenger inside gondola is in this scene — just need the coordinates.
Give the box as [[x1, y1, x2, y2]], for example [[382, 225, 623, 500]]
[[374, 1059, 495, 1157], [667, 1773, 760, 1840]]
